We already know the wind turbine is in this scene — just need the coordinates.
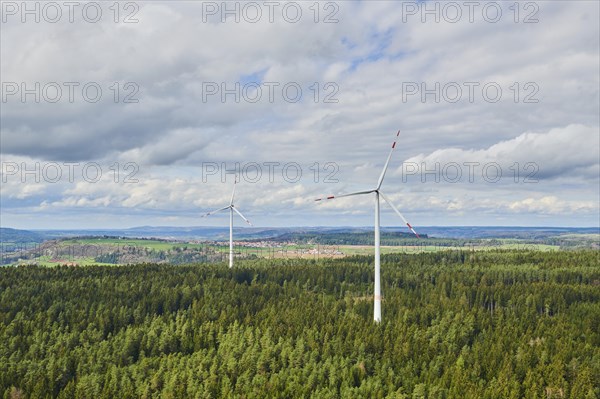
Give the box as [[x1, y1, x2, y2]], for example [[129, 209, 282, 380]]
[[202, 179, 252, 268], [315, 130, 420, 323]]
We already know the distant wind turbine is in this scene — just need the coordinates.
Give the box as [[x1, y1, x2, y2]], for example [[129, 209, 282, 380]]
[[315, 130, 420, 323], [202, 179, 252, 268]]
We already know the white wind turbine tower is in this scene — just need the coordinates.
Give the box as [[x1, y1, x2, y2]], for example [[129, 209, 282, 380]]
[[202, 179, 252, 268], [315, 130, 420, 323]]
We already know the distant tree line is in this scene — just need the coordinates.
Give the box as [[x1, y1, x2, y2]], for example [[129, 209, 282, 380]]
[[266, 232, 441, 246]]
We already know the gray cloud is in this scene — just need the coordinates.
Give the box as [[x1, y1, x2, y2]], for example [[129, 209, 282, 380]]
[[1, 1, 598, 228]]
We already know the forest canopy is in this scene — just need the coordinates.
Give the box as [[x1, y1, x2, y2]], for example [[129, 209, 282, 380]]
[[1, 250, 599, 398]]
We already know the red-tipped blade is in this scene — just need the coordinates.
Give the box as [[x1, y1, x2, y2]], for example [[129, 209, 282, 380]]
[[376, 130, 401, 190], [314, 190, 375, 202], [379, 191, 420, 238]]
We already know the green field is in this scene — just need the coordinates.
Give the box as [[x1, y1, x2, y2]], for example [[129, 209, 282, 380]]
[[21, 255, 116, 267], [61, 238, 191, 251], [3, 236, 578, 267]]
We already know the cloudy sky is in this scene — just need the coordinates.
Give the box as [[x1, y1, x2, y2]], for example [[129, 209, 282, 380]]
[[1, 0, 599, 229]]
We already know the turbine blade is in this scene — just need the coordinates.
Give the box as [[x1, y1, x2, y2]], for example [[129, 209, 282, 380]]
[[230, 180, 237, 205], [315, 190, 374, 201], [376, 130, 401, 190], [232, 206, 252, 225], [201, 206, 231, 218], [379, 191, 420, 238]]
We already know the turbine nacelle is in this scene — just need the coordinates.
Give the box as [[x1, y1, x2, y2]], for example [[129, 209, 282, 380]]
[[201, 181, 252, 226], [314, 130, 419, 238]]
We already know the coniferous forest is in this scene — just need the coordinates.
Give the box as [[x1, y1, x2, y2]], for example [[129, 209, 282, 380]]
[[1, 250, 599, 398]]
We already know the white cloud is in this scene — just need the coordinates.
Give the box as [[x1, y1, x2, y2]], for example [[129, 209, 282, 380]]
[[508, 196, 597, 214], [401, 124, 599, 181], [1, 1, 598, 228]]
